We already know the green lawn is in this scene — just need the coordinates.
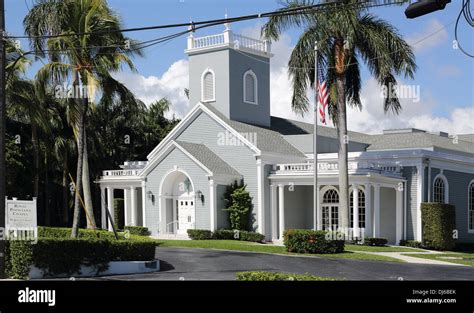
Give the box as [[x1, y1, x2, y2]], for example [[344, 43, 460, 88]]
[[404, 253, 474, 266], [154, 239, 403, 263], [345, 244, 425, 253]]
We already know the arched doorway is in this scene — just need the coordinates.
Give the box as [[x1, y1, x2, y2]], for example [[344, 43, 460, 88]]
[[159, 170, 195, 234], [321, 187, 339, 231]]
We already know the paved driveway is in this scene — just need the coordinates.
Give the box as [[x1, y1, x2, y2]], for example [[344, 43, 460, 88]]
[[97, 247, 474, 281]]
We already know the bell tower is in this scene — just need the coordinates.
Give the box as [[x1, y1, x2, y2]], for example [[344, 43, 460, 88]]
[[185, 21, 273, 127]]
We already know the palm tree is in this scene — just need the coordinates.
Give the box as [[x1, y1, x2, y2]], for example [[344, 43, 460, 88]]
[[24, 0, 142, 237], [263, 0, 416, 231]]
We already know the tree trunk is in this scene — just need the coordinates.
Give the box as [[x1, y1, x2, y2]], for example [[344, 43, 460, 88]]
[[62, 150, 69, 225], [71, 97, 87, 238], [335, 39, 349, 232], [31, 124, 39, 198], [82, 131, 96, 229], [44, 152, 50, 225], [336, 76, 349, 232]]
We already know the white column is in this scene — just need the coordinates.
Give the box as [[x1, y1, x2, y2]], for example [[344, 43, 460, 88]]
[[416, 164, 424, 241], [364, 183, 372, 238], [124, 188, 129, 227], [209, 179, 217, 231], [373, 184, 381, 237], [130, 186, 137, 226], [396, 184, 403, 245], [316, 185, 322, 230], [256, 158, 265, 236], [352, 184, 359, 238], [100, 186, 106, 229], [278, 184, 285, 240], [270, 184, 278, 240], [141, 181, 147, 227], [107, 187, 114, 231]]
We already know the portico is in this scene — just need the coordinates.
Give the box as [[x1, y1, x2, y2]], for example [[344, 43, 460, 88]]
[[97, 162, 148, 230], [269, 159, 406, 244]]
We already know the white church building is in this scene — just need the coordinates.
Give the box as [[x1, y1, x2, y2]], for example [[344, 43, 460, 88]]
[[98, 25, 474, 245]]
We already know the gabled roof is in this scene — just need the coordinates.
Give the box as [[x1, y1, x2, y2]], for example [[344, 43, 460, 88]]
[[175, 141, 240, 176], [202, 103, 306, 158]]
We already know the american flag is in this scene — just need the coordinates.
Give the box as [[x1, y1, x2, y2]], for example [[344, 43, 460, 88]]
[[317, 70, 329, 125]]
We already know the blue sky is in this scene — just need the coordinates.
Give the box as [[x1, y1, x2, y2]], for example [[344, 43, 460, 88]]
[[5, 0, 474, 134]]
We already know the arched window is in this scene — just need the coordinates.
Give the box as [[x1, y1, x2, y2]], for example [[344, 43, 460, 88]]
[[469, 181, 474, 232], [350, 188, 366, 229], [201, 69, 215, 102], [322, 188, 339, 230], [433, 174, 448, 204], [243, 70, 257, 104]]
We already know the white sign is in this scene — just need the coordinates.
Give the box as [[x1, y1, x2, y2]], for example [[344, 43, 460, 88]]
[[5, 197, 37, 229]]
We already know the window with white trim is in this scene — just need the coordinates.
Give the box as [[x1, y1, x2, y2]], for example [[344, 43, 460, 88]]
[[243, 70, 257, 104], [202, 70, 215, 102], [433, 176, 447, 204], [350, 189, 366, 229], [469, 181, 474, 231]]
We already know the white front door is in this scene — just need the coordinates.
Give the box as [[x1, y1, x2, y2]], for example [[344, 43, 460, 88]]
[[177, 198, 195, 234]]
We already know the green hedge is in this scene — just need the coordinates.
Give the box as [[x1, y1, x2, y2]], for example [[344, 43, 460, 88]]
[[283, 229, 344, 254], [399, 240, 424, 248], [187, 229, 213, 240], [189, 229, 265, 243], [364, 237, 388, 247], [124, 226, 150, 236], [38, 226, 125, 240], [212, 229, 236, 240], [421, 202, 456, 250], [6, 238, 158, 279], [236, 271, 336, 281], [114, 198, 125, 230]]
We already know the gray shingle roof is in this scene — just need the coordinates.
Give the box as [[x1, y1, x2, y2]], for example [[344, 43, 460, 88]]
[[270, 116, 372, 144], [202, 103, 306, 157], [176, 141, 241, 176], [202, 103, 473, 156], [366, 133, 474, 155]]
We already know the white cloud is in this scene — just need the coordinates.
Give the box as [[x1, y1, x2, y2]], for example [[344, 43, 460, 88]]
[[114, 23, 472, 136], [406, 19, 448, 53], [344, 78, 473, 135], [113, 59, 190, 119]]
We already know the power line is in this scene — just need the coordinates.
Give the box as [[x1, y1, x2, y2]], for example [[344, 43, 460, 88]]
[[455, 0, 474, 58], [5, 0, 349, 40]]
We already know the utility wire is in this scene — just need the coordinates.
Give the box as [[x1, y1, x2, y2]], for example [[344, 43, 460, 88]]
[[5, 0, 411, 41], [4, 0, 350, 40], [455, 0, 474, 58]]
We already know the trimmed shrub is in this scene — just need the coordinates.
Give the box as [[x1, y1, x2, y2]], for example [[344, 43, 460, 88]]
[[187, 229, 213, 240], [124, 226, 150, 236], [114, 198, 125, 230], [6, 238, 158, 279], [38, 226, 125, 240], [239, 231, 265, 243], [223, 182, 252, 231], [211, 229, 264, 242], [421, 202, 456, 250], [364, 237, 388, 247], [236, 271, 336, 281], [283, 229, 344, 254], [212, 229, 236, 240], [399, 240, 424, 248]]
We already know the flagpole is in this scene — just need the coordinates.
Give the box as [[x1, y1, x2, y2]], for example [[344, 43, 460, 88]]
[[313, 41, 319, 231]]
